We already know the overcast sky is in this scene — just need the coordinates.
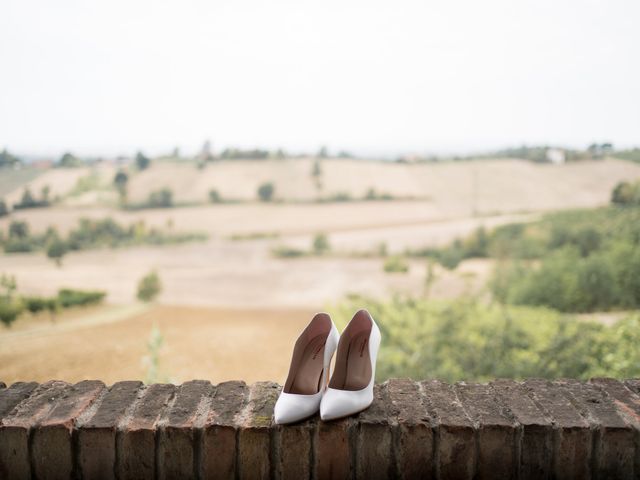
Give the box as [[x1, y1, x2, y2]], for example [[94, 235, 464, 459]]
[[1, 0, 639, 157]]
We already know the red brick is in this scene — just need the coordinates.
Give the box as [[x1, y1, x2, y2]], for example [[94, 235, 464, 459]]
[[354, 383, 394, 479], [314, 417, 353, 480], [31, 380, 105, 480], [387, 379, 434, 479], [524, 379, 592, 479], [274, 419, 314, 480], [491, 379, 553, 479], [158, 380, 213, 480], [421, 380, 475, 480], [201, 381, 249, 480], [455, 382, 517, 480], [78, 380, 143, 480], [0, 380, 71, 479], [560, 379, 634, 478], [0, 381, 39, 419], [237, 382, 279, 480], [117, 383, 176, 480]]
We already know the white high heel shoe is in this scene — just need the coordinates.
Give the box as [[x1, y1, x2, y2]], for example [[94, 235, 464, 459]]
[[320, 309, 381, 421], [274, 313, 339, 425]]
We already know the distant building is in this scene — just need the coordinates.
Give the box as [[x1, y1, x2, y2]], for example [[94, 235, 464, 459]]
[[546, 148, 566, 165]]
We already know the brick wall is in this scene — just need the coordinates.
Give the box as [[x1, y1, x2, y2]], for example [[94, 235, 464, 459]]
[[0, 378, 639, 479]]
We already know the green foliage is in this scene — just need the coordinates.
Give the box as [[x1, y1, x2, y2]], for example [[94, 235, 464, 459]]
[[208, 189, 221, 203], [0, 299, 23, 327], [0, 148, 22, 168], [23, 296, 59, 316], [135, 152, 151, 170], [58, 152, 82, 168], [113, 169, 129, 203], [1, 217, 207, 255], [611, 180, 640, 205], [137, 271, 162, 302], [57, 288, 106, 308], [147, 188, 173, 208], [312, 233, 330, 255], [220, 148, 270, 160], [14, 187, 50, 210], [334, 296, 640, 382], [271, 245, 306, 258], [311, 159, 322, 178], [46, 237, 68, 266], [613, 148, 640, 163], [0, 199, 8, 217], [257, 182, 275, 202], [144, 324, 169, 383], [364, 188, 394, 201], [383, 255, 409, 273]]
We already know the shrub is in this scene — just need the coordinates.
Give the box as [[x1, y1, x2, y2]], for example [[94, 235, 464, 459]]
[[57, 288, 106, 308], [0, 199, 8, 217], [271, 245, 305, 258], [611, 180, 640, 205], [312, 233, 330, 255], [334, 295, 640, 382], [208, 189, 221, 203], [147, 188, 173, 208], [0, 299, 23, 327], [46, 238, 69, 266], [257, 182, 275, 202], [137, 271, 162, 302], [23, 296, 59, 315], [136, 152, 151, 171], [383, 255, 409, 273]]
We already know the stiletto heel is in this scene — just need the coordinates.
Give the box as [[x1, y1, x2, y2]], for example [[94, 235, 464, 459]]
[[320, 309, 381, 421], [273, 313, 339, 425]]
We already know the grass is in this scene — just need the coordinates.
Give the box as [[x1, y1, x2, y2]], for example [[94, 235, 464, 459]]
[[0, 168, 42, 197]]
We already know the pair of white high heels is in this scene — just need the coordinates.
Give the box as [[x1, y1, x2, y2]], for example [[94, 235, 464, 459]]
[[274, 309, 381, 424]]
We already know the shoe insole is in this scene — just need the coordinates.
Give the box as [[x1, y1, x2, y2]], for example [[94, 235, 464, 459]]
[[288, 334, 327, 395], [333, 331, 371, 391]]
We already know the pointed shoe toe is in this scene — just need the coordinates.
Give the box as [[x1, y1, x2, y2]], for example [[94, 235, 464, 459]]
[[273, 313, 340, 425], [320, 309, 382, 422]]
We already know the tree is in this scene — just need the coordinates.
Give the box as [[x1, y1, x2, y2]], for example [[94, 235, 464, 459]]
[[137, 271, 162, 302], [0, 199, 8, 217], [114, 169, 129, 204], [148, 188, 173, 208], [317, 146, 329, 158], [46, 237, 69, 266], [9, 220, 29, 239], [136, 151, 151, 170], [20, 188, 36, 208], [257, 182, 275, 202], [312, 233, 330, 255], [0, 274, 21, 328], [0, 148, 21, 168], [41, 185, 51, 204], [58, 152, 82, 167]]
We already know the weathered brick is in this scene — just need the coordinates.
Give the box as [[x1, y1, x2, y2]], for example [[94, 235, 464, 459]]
[[421, 380, 475, 480], [117, 383, 176, 480], [314, 416, 353, 480], [561, 379, 634, 478], [491, 379, 553, 479], [0, 380, 71, 479], [455, 382, 517, 480], [387, 379, 434, 480], [353, 383, 394, 480], [158, 380, 213, 480], [202, 381, 249, 480], [591, 378, 640, 480], [524, 379, 592, 479], [0, 381, 39, 419], [78, 381, 143, 480], [237, 381, 279, 480], [31, 380, 105, 480], [275, 418, 314, 480], [625, 379, 640, 395]]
